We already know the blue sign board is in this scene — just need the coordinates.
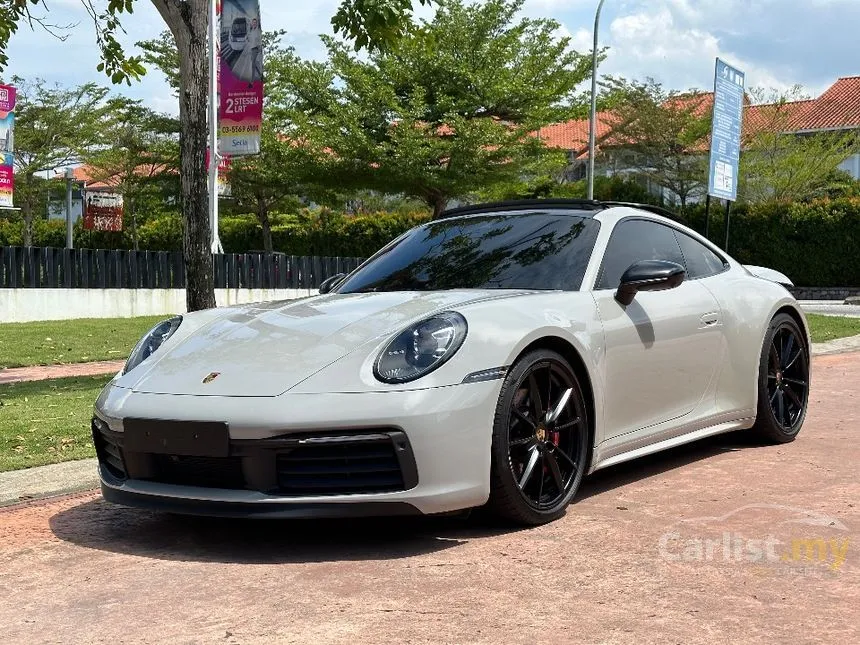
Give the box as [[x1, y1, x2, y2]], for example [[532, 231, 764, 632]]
[[708, 58, 745, 201]]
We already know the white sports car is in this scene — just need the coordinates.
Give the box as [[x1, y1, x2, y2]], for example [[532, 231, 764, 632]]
[[92, 200, 810, 525]]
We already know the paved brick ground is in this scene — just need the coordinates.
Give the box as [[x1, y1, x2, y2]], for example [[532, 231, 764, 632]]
[[0, 353, 857, 644], [0, 360, 124, 385]]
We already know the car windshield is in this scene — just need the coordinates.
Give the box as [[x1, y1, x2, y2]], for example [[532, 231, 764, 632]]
[[336, 211, 601, 293]]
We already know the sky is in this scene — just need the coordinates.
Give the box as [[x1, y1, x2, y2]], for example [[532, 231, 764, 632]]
[[3, 0, 859, 115]]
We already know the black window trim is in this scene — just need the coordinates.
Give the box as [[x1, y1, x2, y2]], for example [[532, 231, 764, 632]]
[[593, 216, 729, 290]]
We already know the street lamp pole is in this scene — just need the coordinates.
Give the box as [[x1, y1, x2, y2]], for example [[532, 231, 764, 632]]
[[208, 0, 223, 253], [587, 0, 607, 201]]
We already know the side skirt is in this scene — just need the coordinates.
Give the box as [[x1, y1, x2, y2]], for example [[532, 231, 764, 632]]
[[588, 416, 755, 474]]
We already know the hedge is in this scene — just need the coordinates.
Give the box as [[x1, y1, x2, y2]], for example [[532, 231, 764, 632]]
[[2, 198, 858, 287], [680, 197, 860, 288]]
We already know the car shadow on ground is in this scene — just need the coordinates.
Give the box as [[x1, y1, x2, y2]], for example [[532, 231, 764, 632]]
[[576, 429, 766, 501], [49, 430, 766, 564]]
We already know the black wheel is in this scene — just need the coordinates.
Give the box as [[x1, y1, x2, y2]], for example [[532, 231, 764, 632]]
[[753, 313, 810, 443], [488, 349, 589, 525]]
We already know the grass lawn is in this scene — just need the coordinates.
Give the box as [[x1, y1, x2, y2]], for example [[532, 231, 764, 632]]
[[0, 375, 112, 472], [0, 316, 167, 368], [805, 314, 860, 344]]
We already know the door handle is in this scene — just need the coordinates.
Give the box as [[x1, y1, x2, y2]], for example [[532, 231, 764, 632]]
[[700, 312, 721, 328]]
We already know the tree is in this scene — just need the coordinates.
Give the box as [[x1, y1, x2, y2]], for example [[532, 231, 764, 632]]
[[281, 0, 590, 217], [740, 86, 860, 203], [1, 0, 433, 310], [227, 125, 332, 252], [82, 99, 179, 249], [9, 77, 112, 246], [602, 77, 711, 210]]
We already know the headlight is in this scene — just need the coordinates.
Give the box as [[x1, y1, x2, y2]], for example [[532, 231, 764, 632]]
[[374, 312, 467, 384], [123, 316, 183, 375]]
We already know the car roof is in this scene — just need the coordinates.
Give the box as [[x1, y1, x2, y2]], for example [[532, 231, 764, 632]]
[[436, 199, 683, 223]]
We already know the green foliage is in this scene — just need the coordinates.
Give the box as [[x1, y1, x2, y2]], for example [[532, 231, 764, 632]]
[[331, 0, 435, 51], [601, 77, 711, 208], [740, 88, 860, 203], [0, 208, 429, 258], [0, 375, 112, 471], [11, 77, 115, 244], [81, 98, 180, 249], [483, 175, 660, 204], [681, 197, 860, 287], [0, 0, 144, 84], [282, 0, 591, 215]]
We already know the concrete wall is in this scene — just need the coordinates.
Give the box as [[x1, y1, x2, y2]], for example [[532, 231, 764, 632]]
[[0, 288, 316, 323]]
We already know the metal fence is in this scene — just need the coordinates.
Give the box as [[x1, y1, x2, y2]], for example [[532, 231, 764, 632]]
[[0, 247, 364, 290]]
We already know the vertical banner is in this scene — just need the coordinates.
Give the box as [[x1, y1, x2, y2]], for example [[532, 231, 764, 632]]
[[218, 0, 263, 156], [708, 58, 745, 201], [207, 148, 232, 196], [0, 84, 16, 208], [83, 193, 124, 231]]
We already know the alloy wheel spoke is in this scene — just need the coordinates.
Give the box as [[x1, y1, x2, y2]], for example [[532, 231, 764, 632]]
[[537, 453, 545, 502], [554, 417, 581, 431], [769, 388, 779, 405], [518, 446, 540, 489], [528, 373, 544, 419], [784, 348, 802, 371], [781, 333, 795, 367], [546, 388, 573, 424], [510, 435, 537, 448], [784, 384, 804, 410], [777, 390, 787, 426], [545, 450, 565, 492], [512, 407, 536, 430], [783, 377, 807, 387], [769, 342, 781, 373], [552, 445, 578, 470]]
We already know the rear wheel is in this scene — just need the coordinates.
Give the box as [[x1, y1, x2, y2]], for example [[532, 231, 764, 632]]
[[753, 313, 810, 443], [488, 349, 589, 525]]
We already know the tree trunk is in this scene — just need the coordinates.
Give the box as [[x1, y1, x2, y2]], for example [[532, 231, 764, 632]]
[[129, 196, 139, 251], [258, 198, 273, 253], [154, 0, 215, 312], [21, 201, 33, 247], [428, 193, 447, 219]]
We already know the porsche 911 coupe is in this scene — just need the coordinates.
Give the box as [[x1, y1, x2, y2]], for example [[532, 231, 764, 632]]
[[92, 199, 810, 525]]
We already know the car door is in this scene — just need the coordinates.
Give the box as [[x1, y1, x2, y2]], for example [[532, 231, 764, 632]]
[[593, 218, 724, 440]]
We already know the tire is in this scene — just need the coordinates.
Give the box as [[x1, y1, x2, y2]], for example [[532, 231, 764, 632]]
[[487, 349, 589, 525], [752, 313, 810, 443]]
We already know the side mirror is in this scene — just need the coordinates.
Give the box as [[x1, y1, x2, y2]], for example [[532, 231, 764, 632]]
[[318, 273, 346, 294], [615, 260, 685, 306]]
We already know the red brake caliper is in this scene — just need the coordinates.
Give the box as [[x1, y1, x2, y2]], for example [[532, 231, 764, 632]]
[[549, 430, 560, 446]]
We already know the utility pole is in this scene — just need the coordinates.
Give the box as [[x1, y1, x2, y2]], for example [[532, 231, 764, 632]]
[[209, 0, 223, 253], [587, 0, 607, 201]]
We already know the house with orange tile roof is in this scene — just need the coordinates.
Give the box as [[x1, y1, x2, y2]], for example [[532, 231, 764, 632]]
[[537, 76, 860, 192]]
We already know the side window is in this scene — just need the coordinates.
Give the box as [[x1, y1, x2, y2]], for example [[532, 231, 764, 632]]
[[597, 219, 685, 289], [674, 230, 726, 279]]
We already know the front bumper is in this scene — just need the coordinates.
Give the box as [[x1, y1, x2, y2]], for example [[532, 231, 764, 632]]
[[94, 380, 501, 517]]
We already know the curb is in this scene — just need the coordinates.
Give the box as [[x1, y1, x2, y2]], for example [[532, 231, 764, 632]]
[[810, 334, 860, 356], [0, 360, 124, 385], [0, 458, 99, 506]]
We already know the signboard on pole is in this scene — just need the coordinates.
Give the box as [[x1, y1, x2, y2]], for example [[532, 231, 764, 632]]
[[0, 84, 16, 208], [218, 0, 263, 156], [708, 58, 745, 201], [83, 192, 124, 231]]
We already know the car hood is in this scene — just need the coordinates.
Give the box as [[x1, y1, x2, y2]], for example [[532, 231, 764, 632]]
[[126, 290, 531, 397]]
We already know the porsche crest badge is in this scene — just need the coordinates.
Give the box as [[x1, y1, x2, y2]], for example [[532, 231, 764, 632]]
[[202, 372, 221, 384]]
